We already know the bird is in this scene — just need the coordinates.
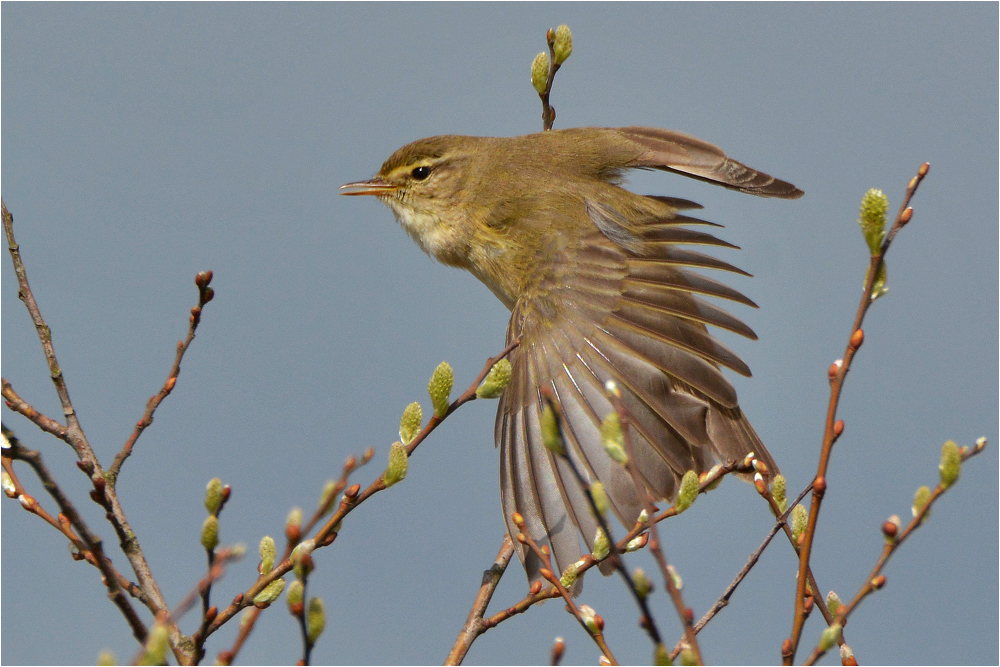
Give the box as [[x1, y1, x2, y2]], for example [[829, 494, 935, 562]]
[[341, 126, 802, 588]]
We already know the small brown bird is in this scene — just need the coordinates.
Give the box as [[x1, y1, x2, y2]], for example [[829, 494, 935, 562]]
[[342, 127, 802, 586]]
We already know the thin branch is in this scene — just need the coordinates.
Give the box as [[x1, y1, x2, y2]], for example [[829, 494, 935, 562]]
[[2, 379, 69, 440], [446, 534, 516, 666], [802, 439, 987, 666], [787, 163, 929, 663]]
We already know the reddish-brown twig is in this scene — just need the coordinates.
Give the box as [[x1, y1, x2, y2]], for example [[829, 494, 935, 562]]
[[786, 163, 929, 664], [446, 534, 516, 666]]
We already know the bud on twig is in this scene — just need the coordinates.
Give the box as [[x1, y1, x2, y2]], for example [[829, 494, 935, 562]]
[[286, 579, 305, 615], [201, 515, 219, 551], [858, 188, 888, 255], [253, 578, 286, 607], [592, 528, 610, 561], [428, 361, 453, 418], [259, 535, 276, 575], [674, 470, 699, 514], [633, 567, 651, 599], [531, 52, 550, 94], [552, 25, 573, 64], [307, 597, 326, 643], [540, 404, 565, 456], [772, 474, 787, 513], [600, 413, 627, 465], [791, 503, 809, 542], [399, 402, 423, 445], [939, 440, 961, 488], [205, 477, 224, 516], [383, 442, 408, 487], [912, 486, 931, 521], [476, 358, 512, 399]]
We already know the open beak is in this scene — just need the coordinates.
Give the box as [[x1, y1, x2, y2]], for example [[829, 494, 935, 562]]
[[339, 178, 398, 196]]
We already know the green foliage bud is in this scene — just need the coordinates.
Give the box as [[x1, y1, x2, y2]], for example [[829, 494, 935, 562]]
[[531, 52, 549, 94], [553, 25, 573, 65], [204, 477, 224, 515], [540, 404, 565, 456], [579, 604, 599, 634], [667, 564, 683, 591], [287, 579, 305, 612], [1, 471, 15, 498], [560, 561, 580, 589], [476, 358, 512, 399], [292, 539, 316, 580], [939, 440, 961, 488], [428, 361, 454, 418], [259, 535, 276, 575], [590, 480, 609, 516], [253, 577, 286, 606], [674, 470, 699, 514], [858, 188, 889, 255], [912, 485, 932, 521], [637, 509, 649, 524], [399, 402, 423, 445], [772, 474, 788, 513], [791, 503, 809, 541], [307, 597, 326, 643], [97, 649, 116, 666], [866, 261, 889, 301], [633, 567, 651, 599], [625, 535, 645, 552], [819, 623, 842, 652], [679, 648, 698, 666], [703, 463, 724, 491], [601, 413, 628, 465], [826, 590, 843, 617], [201, 515, 219, 551], [286, 507, 303, 530], [138, 622, 170, 666], [655, 643, 672, 666], [592, 528, 610, 561], [317, 480, 337, 515], [383, 441, 408, 488]]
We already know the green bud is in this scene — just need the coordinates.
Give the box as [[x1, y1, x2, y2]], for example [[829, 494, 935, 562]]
[[383, 441, 408, 487], [826, 590, 842, 617], [633, 567, 651, 599], [592, 528, 610, 561], [318, 480, 337, 515], [637, 509, 649, 524], [674, 470, 699, 514], [578, 604, 599, 633], [703, 463, 724, 491], [560, 561, 580, 589], [428, 361, 454, 418], [601, 413, 628, 465], [287, 507, 303, 530], [625, 535, 646, 552], [791, 503, 809, 541], [292, 540, 316, 580], [287, 579, 305, 612], [772, 474, 787, 513], [866, 261, 889, 301], [912, 485, 932, 520], [97, 649, 116, 666], [540, 404, 565, 456], [858, 188, 889, 255], [655, 643, 672, 666], [818, 623, 842, 651], [204, 477, 224, 515], [590, 481, 609, 516], [939, 440, 961, 488], [307, 596, 326, 643], [1, 471, 15, 498], [399, 402, 423, 444], [201, 515, 219, 551], [138, 622, 170, 666], [553, 25, 573, 65], [259, 535, 276, 575], [667, 564, 683, 591], [531, 52, 549, 94], [253, 577, 286, 606], [679, 648, 698, 666], [476, 358, 512, 399]]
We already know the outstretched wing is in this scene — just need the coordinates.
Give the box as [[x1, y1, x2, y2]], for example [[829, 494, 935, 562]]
[[496, 200, 777, 585], [615, 126, 805, 199]]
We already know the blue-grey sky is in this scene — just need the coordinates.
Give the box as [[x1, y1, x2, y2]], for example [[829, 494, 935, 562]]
[[2, 4, 996, 665]]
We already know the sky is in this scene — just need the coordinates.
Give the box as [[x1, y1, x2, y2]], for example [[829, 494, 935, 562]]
[[2, 4, 997, 666]]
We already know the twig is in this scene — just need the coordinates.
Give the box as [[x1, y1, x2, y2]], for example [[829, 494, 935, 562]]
[[204, 341, 521, 640], [446, 534, 515, 666], [109, 271, 215, 478], [786, 163, 929, 663], [801, 439, 987, 666]]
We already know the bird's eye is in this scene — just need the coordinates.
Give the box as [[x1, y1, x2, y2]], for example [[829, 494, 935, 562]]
[[411, 165, 431, 181]]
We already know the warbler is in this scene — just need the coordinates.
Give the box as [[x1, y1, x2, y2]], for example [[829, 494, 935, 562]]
[[341, 126, 802, 586]]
